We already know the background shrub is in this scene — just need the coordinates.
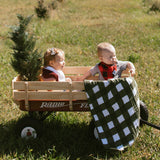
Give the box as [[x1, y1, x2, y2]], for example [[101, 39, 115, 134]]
[[35, 0, 49, 19], [128, 53, 141, 63]]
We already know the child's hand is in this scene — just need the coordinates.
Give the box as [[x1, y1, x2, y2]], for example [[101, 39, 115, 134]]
[[127, 62, 135, 77], [129, 69, 135, 76], [66, 77, 72, 82]]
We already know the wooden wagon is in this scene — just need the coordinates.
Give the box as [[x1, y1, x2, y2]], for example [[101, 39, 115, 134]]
[[12, 66, 131, 112], [12, 66, 149, 139]]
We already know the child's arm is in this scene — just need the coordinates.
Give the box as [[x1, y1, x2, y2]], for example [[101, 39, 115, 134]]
[[127, 62, 135, 76], [77, 70, 92, 81]]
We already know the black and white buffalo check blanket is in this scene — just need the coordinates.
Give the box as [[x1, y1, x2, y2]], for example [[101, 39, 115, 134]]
[[84, 77, 140, 151]]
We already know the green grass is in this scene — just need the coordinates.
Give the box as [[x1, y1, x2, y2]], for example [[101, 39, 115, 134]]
[[0, 0, 160, 159]]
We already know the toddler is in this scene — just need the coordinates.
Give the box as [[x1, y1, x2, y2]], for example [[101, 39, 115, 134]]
[[79, 42, 135, 80], [42, 47, 71, 82]]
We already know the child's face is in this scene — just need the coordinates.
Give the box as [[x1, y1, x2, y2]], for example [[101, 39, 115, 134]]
[[99, 51, 117, 65], [50, 52, 65, 70]]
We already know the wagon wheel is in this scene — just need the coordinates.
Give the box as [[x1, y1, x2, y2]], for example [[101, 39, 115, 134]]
[[29, 111, 56, 121], [89, 120, 99, 140], [140, 101, 149, 126], [15, 116, 43, 139]]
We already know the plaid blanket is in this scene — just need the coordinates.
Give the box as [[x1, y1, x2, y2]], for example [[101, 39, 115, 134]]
[[84, 77, 140, 151]]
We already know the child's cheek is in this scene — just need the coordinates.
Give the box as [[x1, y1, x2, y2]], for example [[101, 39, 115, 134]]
[[60, 62, 64, 65]]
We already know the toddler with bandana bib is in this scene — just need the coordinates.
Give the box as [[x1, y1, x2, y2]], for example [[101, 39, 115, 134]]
[[79, 42, 135, 81]]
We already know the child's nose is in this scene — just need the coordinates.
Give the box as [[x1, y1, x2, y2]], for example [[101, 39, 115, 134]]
[[113, 57, 117, 63]]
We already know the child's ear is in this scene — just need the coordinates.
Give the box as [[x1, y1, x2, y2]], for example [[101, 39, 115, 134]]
[[99, 56, 103, 61], [49, 60, 54, 66]]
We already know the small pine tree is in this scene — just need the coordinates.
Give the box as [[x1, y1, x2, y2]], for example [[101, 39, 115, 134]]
[[9, 14, 42, 81], [35, 0, 49, 19]]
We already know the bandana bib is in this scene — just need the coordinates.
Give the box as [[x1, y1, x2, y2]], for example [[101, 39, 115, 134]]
[[98, 62, 117, 80]]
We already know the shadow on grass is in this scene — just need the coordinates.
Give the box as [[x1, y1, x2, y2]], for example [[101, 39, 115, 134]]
[[0, 115, 121, 159]]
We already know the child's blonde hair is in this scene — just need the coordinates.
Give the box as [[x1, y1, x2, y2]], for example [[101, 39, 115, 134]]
[[97, 42, 116, 57], [44, 48, 64, 67]]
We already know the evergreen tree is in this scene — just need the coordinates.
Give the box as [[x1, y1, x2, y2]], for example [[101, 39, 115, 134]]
[[9, 14, 42, 81]]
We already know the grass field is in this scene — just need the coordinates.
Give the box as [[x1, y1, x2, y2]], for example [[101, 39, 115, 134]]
[[0, 0, 160, 159]]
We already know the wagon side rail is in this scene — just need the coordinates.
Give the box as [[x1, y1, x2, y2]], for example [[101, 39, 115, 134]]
[[12, 78, 87, 111], [63, 66, 99, 80], [63, 66, 130, 80]]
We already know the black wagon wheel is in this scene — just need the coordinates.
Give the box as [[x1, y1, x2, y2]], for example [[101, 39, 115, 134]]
[[15, 116, 43, 139], [139, 101, 160, 130], [140, 101, 149, 126], [89, 119, 99, 140]]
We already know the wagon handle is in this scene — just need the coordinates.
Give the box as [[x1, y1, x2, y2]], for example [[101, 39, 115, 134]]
[[140, 118, 160, 130]]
